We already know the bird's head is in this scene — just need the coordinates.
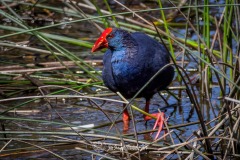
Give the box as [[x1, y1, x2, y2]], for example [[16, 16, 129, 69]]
[[91, 28, 129, 52]]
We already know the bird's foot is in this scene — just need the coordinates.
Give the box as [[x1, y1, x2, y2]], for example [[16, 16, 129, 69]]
[[144, 112, 166, 140]]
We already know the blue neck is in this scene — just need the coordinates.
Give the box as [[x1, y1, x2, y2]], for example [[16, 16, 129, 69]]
[[111, 49, 127, 63]]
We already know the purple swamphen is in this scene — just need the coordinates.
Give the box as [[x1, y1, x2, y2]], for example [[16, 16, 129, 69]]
[[91, 28, 174, 139]]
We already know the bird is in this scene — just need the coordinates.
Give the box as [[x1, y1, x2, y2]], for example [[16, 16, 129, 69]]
[[91, 28, 174, 139]]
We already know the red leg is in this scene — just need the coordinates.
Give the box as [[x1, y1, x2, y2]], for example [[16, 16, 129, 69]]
[[123, 104, 130, 121], [122, 104, 130, 131], [143, 99, 166, 140]]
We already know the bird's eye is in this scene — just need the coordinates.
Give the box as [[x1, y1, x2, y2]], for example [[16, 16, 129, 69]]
[[107, 34, 114, 38]]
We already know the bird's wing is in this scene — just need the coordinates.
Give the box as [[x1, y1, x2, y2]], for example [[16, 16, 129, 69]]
[[131, 32, 170, 68], [131, 32, 174, 93]]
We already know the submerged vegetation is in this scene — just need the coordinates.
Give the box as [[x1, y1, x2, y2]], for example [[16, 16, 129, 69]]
[[0, 0, 239, 159]]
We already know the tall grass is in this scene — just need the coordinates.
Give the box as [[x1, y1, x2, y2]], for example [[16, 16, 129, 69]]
[[0, 0, 239, 159]]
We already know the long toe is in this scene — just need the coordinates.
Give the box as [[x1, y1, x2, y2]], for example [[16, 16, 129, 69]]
[[153, 112, 165, 140], [146, 112, 165, 140], [144, 112, 166, 140]]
